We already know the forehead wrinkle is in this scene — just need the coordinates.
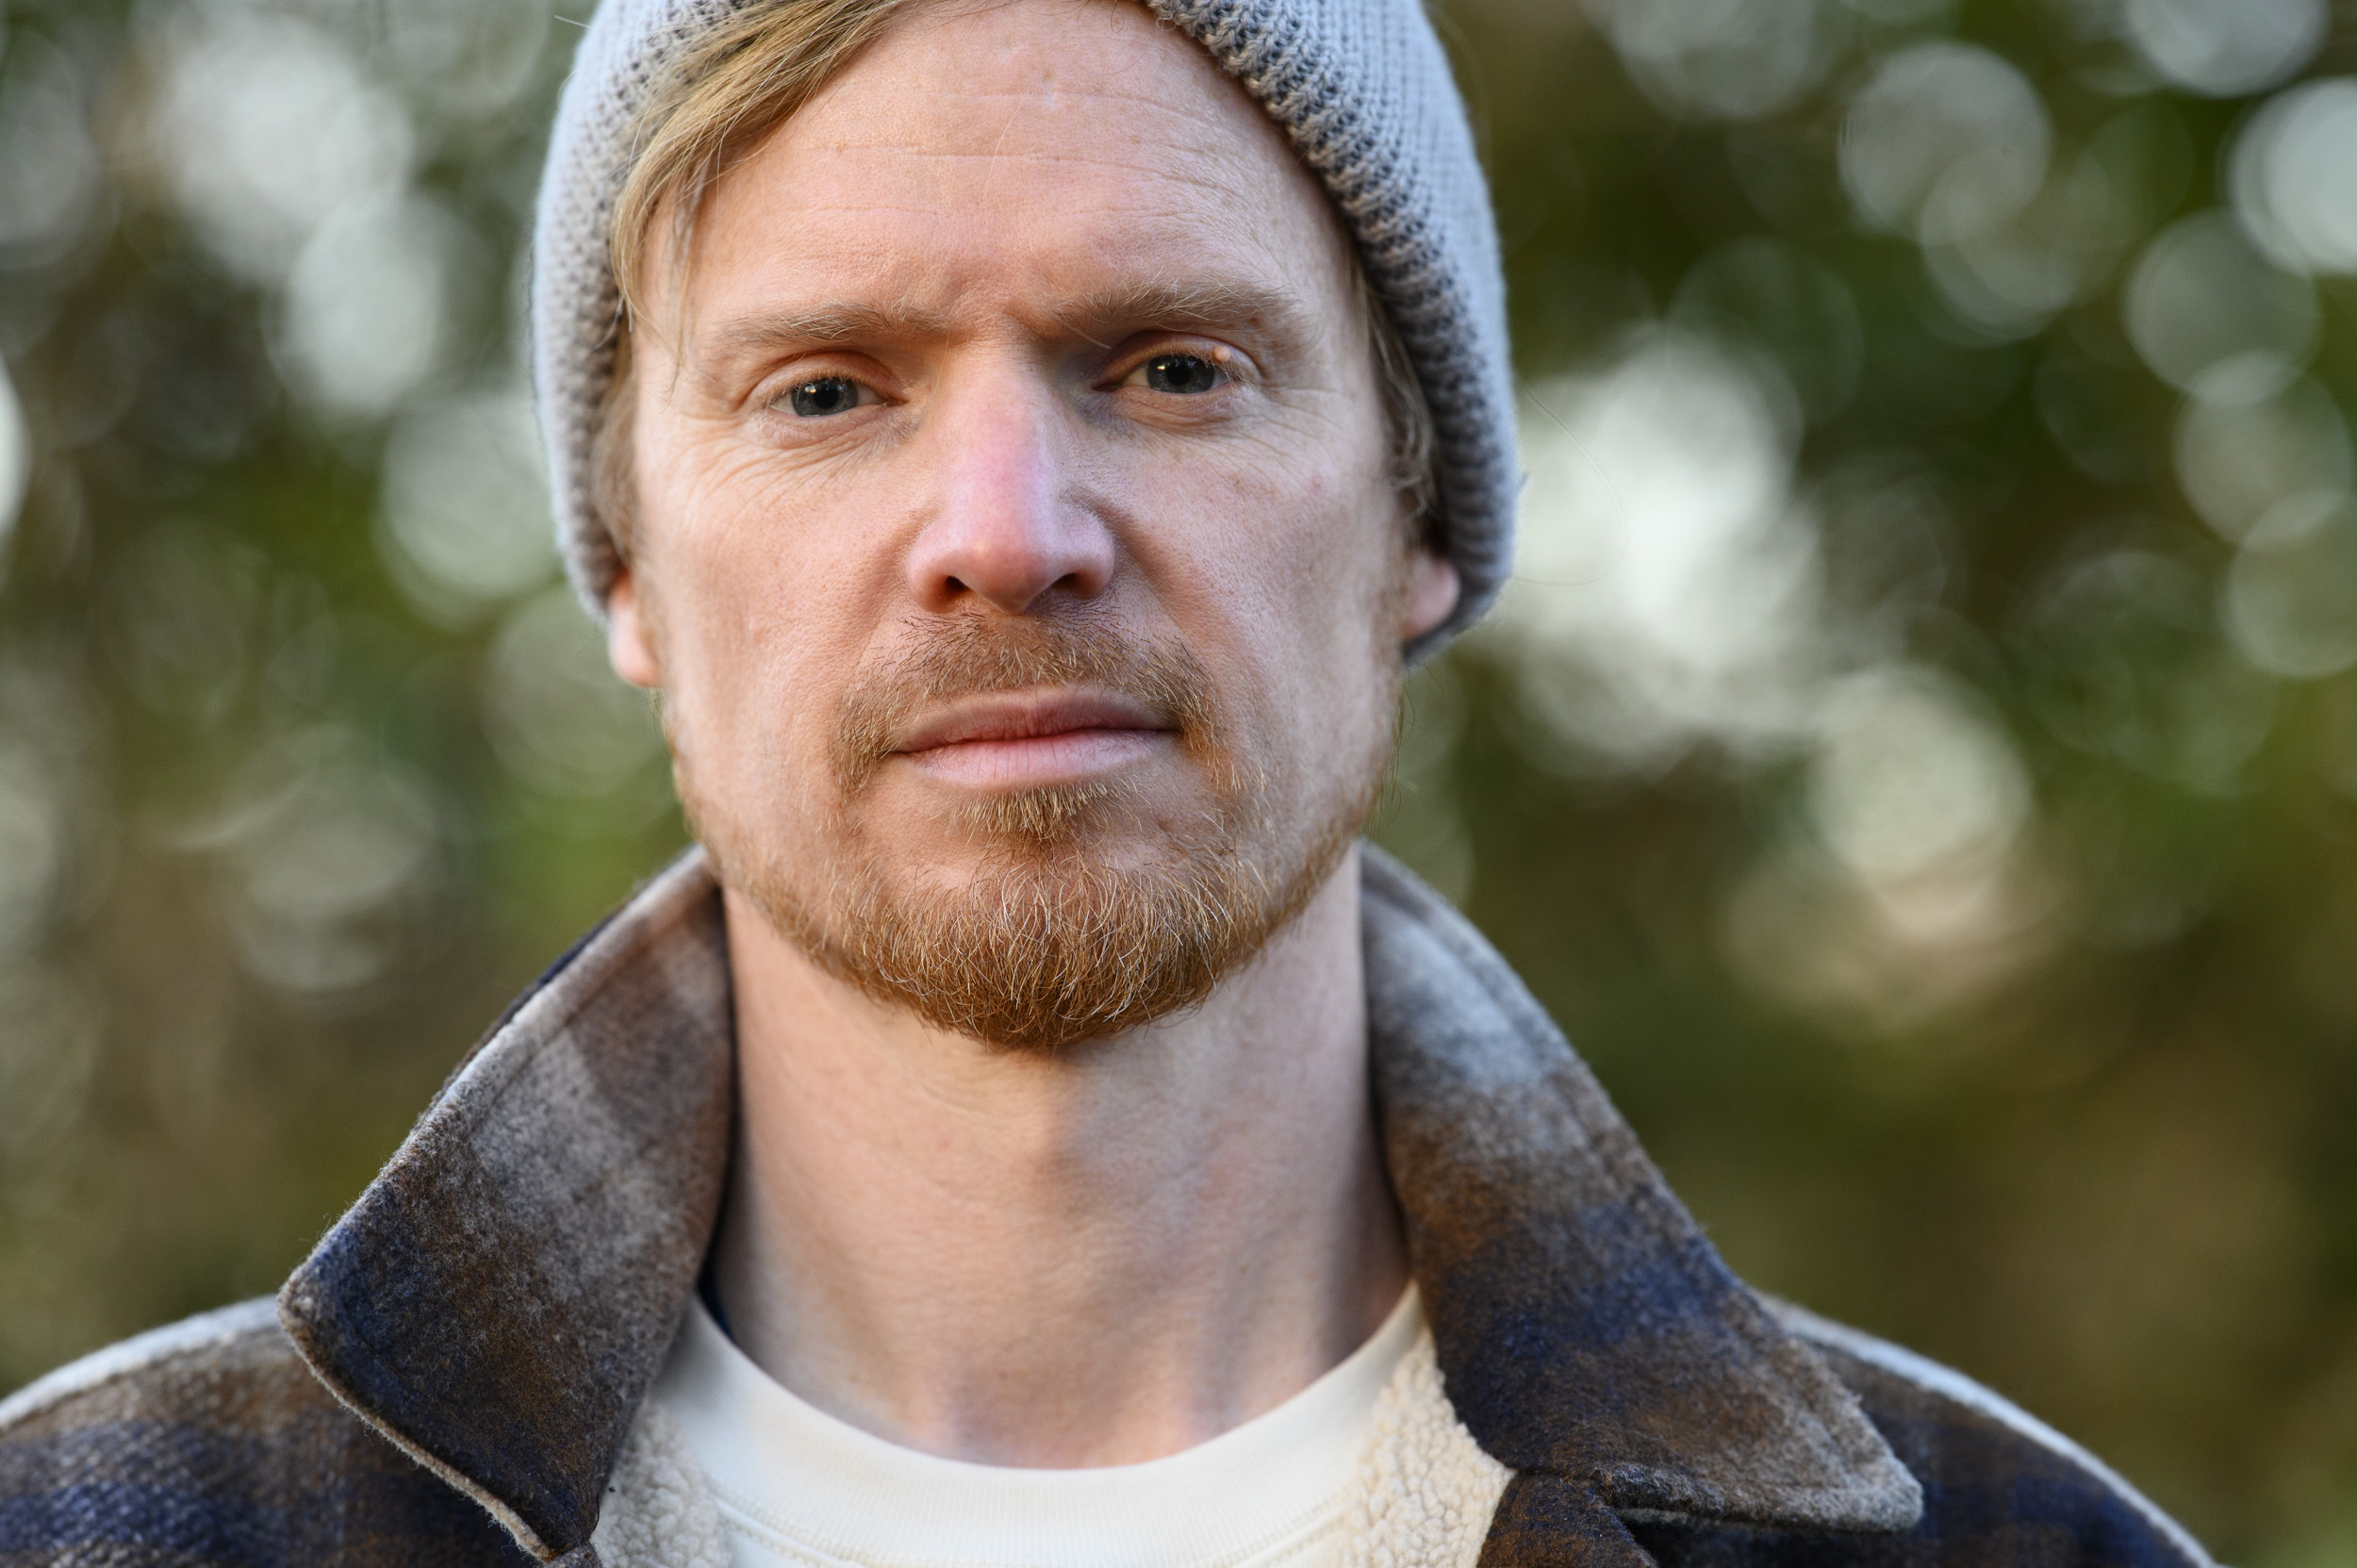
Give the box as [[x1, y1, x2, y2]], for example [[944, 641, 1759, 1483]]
[[789, 144, 1291, 246]]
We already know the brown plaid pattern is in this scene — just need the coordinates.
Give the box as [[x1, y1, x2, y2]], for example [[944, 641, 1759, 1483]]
[[1, 849, 2208, 1567]]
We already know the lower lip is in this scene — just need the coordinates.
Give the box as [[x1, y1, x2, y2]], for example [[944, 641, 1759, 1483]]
[[900, 728, 1169, 789]]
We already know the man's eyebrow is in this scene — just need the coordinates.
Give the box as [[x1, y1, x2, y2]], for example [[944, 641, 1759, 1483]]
[[706, 303, 959, 360], [700, 281, 1315, 362], [1052, 280, 1312, 343]]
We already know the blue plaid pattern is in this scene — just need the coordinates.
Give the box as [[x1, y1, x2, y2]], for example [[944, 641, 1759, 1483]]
[[0, 850, 2209, 1567]]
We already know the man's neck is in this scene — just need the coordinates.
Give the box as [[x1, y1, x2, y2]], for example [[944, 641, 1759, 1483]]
[[709, 848, 1409, 1468]]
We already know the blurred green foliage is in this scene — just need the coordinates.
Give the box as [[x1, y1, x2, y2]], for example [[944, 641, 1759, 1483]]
[[2, 0, 2354, 1560]]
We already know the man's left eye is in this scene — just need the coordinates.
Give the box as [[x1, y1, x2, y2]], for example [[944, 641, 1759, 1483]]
[[1137, 354, 1225, 395], [780, 376, 867, 417]]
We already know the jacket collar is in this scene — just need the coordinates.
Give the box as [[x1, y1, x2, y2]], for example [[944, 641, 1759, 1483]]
[[1359, 851, 1919, 1539], [280, 847, 1918, 1563]]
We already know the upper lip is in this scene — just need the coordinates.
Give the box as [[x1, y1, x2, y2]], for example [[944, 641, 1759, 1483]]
[[893, 689, 1174, 753]]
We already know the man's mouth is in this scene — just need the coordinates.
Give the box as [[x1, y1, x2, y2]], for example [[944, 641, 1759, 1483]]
[[890, 689, 1176, 789]]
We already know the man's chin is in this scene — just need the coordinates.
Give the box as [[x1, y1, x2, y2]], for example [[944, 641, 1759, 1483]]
[[714, 801, 1350, 1056]]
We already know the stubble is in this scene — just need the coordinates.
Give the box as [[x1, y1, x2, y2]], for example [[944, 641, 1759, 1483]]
[[676, 610, 1395, 1052]]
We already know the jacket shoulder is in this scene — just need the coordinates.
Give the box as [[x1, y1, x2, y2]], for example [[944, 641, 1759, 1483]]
[[0, 1297, 527, 1566], [1627, 1301, 2214, 1568], [0, 1298, 290, 1435]]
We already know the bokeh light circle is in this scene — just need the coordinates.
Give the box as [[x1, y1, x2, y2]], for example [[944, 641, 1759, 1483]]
[[2123, 212, 2318, 399], [2230, 78, 2357, 276], [2224, 495, 2357, 679], [1840, 42, 2049, 244], [2121, 0, 2324, 98]]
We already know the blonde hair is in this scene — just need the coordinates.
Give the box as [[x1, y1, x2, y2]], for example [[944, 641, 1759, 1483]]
[[591, 0, 1435, 560]]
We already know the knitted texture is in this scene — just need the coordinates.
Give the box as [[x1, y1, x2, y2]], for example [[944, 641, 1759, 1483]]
[[530, 0, 1516, 652]]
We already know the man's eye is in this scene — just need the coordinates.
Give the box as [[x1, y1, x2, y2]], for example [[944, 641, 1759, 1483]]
[[1139, 354, 1224, 395], [782, 376, 865, 417]]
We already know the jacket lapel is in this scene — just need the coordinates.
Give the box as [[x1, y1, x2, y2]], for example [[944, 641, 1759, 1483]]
[[278, 845, 1917, 1565], [1362, 847, 1921, 1546], [279, 851, 734, 1562]]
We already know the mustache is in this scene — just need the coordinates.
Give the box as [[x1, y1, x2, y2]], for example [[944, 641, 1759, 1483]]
[[831, 614, 1222, 796]]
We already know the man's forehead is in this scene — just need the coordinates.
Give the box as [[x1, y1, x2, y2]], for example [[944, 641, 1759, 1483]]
[[671, 0, 1343, 294], [763, 0, 1309, 191], [689, 153, 1324, 289], [672, 17, 1352, 367]]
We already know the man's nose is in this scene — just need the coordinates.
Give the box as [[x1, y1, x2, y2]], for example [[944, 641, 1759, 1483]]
[[902, 371, 1115, 616]]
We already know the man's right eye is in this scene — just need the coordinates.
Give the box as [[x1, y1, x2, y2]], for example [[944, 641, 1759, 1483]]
[[782, 376, 865, 417]]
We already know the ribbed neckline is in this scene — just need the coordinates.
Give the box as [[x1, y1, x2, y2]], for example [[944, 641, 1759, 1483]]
[[651, 1285, 1425, 1568]]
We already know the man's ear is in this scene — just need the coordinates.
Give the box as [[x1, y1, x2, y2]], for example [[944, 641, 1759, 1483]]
[[607, 568, 663, 689], [1399, 548, 1459, 643]]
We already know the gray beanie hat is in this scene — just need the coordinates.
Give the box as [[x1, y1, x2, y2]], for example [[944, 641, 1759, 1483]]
[[532, 0, 1516, 648]]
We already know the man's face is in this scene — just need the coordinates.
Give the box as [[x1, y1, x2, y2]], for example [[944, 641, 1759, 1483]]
[[613, 0, 1457, 1048]]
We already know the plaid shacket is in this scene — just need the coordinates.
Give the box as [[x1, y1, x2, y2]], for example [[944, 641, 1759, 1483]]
[[0, 848, 2212, 1567]]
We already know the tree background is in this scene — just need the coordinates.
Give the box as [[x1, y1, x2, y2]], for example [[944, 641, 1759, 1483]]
[[1, 0, 2353, 1558]]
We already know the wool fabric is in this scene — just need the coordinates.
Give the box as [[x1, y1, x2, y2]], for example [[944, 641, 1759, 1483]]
[[0, 844, 2212, 1568], [530, 0, 1516, 652]]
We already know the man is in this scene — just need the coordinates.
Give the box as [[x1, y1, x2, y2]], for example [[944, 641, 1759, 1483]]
[[0, 0, 2212, 1563]]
